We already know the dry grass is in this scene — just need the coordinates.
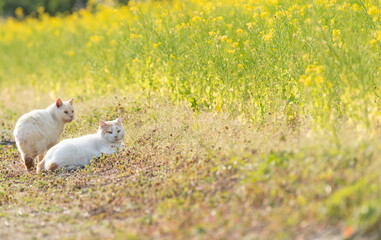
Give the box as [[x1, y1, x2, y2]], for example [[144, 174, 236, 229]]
[[1, 98, 381, 239], [3, 1, 381, 238]]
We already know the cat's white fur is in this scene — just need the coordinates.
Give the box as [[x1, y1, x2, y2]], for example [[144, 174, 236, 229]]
[[14, 98, 74, 171], [37, 117, 125, 173]]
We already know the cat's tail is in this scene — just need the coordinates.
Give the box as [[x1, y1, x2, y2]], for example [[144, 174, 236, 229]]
[[36, 158, 45, 174]]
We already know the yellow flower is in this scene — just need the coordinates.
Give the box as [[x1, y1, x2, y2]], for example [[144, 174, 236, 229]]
[[238, 64, 244, 69], [304, 76, 312, 86], [65, 50, 75, 56], [315, 65, 323, 74], [367, 6, 379, 16], [332, 29, 341, 41], [220, 36, 228, 42], [232, 42, 239, 47], [266, 0, 278, 4], [192, 16, 202, 22], [352, 3, 360, 11], [305, 65, 315, 74], [370, 39, 377, 47], [260, 11, 269, 19], [15, 7, 24, 18], [263, 28, 275, 42], [37, 6, 45, 15], [90, 35, 102, 43], [153, 42, 162, 49], [129, 33, 142, 39], [315, 75, 324, 84], [299, 75, 312, 87], [236, 29, 244, 34]]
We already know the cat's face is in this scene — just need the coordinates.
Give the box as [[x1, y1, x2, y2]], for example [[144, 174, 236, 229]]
[[99, 117, 125, 143], [55, 98, 75, 123]]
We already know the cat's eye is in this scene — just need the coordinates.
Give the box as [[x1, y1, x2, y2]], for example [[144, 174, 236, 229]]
[[107, 131, 113, 134], [64, 111, 68, 114], [72, 110, 74, 113], [117, 130, 121, 133]]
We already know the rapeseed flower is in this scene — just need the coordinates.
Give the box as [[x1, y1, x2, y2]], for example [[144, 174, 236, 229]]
[[300, 64, 324, 86], [370, 39, 377, 47], [263, 28, 275, 41], [367, 6, 379, 16], [15, 7, 24, 18], [352, 3, 360, 11], [232, 42, 239, 48], [153, 42, 162, 49], [332, 29, 341, 42]]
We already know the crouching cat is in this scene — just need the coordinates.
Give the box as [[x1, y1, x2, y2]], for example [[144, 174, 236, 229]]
[[37, 117, 125, 173], [14, 98, 74, 171]]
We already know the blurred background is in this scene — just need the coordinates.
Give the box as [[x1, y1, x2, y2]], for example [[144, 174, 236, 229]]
[[0, 0, 130, 17]]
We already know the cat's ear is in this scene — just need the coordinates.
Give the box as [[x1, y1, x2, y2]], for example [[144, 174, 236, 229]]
[[56, 98, 63, 108], [99, 120, 107, 128], [69, 98, 74, 105], [117, 116, 122, 125]]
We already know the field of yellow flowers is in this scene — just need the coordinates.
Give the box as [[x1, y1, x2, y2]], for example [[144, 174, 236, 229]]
[[2, 0, 381, 130], [2, 0, 381, 239]]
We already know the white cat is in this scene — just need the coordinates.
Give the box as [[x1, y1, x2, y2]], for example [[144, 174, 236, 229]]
[[37, 117, 125, 173], [14, 98, 74, 171]]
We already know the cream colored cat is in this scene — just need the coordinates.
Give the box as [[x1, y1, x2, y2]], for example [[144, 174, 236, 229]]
[[37, 117, 125, 173], [14, 98, 74, 171]]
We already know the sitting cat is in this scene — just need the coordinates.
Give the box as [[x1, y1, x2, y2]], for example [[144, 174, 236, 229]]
[[14, 98, 74, 171], [37, 117, 125, 173]]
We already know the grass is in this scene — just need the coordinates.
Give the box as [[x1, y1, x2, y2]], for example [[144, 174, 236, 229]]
[[2, 0, 381, 130], [1, 0, 381, 239], [1, 98, 381, 239]]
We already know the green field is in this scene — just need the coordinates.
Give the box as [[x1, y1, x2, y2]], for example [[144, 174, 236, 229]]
[[1, 0, 381, 239]]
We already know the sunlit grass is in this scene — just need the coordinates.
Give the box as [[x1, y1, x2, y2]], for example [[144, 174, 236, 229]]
[[1, 0, 381, 132], [1, 99, 381, 238], [2, 0, 381, 238]]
